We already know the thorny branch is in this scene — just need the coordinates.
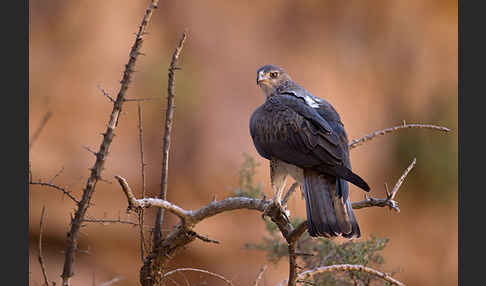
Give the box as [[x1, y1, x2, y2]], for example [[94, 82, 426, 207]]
[[153, 30, 188, 248], [60, 1, 160, 285]]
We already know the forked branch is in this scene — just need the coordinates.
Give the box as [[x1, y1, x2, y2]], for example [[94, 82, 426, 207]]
[[352, 158, 417, 212], [153, 30, 188, 248]]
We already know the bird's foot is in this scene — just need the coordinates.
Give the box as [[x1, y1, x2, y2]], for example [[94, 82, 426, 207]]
[[262, 199, 290, 224]]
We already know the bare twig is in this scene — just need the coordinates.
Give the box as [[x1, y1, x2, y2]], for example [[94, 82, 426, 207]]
[[389, 158, 417, 200], [98, 85, 115, 103], [30, 181, 79, 204], [30, 111, 53, 150], [162, 268, 234, 286], [137, 102, 147, 261], [193, 232, 220, 244], [81, 218, 139, 226], [349, 122, 450, 150], [48, 166, 65, 184], [352, 158, 416, 212], [60, 1, 160, 285], [154, 30, 188, 247], [124, 97, 158, 102], [38, 206, 50, 286], [253, 265, 267, 286], [297, 264, 405, 286], [99, 276, 124, 286]]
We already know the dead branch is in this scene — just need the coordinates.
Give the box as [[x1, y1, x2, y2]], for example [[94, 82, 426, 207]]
[[297, 264, 404, 286], [162, 268, 234, 286], [349, 122, 450, 150], [351, 158, 416, 212], [253, 265, 268, 286], [38, 206, 50, 286], [30, 111, 53, 150], [60, 1, 160, 284], [154, 30, 188, 247], [115, 175, 270, 226]]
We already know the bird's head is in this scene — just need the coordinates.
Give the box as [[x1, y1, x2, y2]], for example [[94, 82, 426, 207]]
[[256, 65, 291, 96]]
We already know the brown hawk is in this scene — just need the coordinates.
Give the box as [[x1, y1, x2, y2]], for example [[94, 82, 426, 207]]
[[250, 65, 370, 238]]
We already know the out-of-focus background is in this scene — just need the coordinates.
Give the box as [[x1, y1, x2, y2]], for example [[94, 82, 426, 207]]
[[29, 1, 457, 285]]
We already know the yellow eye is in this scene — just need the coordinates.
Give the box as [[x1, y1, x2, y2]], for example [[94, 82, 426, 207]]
[[270, 72, 279, 78]]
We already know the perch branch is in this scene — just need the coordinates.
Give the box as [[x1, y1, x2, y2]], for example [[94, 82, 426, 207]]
[[297, 264, 404, 286], [116, 175, 270, 226], [162, 268, 234, 286], [60, 1, 160, 284], [287, 242, 298, 286], [38, 206, 50, 286], [154, 30, 188, 247], [349, 122, 450, 150]]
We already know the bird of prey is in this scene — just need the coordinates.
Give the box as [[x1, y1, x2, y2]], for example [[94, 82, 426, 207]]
[[249, 65, 370, 238]]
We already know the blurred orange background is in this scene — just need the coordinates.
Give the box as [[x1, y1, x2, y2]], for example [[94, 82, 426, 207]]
[[29, 1, 457, 285]]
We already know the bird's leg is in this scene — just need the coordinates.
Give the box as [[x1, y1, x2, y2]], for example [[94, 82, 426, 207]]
[[263, 159, 290, 222]]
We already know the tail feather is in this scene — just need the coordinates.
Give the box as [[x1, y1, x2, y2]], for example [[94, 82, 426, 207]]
[[338, 177, 360, 238], [333, 165, 370, 192], [303, 169, 360, 238]]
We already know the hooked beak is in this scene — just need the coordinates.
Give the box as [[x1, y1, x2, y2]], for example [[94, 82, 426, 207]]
[[256, 71, 268, 85]]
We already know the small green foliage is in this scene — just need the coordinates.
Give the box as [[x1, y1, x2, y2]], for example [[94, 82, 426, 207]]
[[233, 153, 264, 198], [248, 215, 392, 285]]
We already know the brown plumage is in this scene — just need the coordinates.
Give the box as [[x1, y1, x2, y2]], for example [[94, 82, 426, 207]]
[[250, 65, 370, 238]]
